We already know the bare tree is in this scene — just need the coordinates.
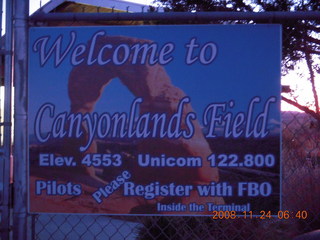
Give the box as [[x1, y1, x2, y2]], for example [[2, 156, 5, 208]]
[[153, 0, 320, 123]]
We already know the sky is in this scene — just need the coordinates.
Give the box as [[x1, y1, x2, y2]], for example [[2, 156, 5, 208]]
[[29, 0, 154, 14], [281, 62, 319, 112], [30, 0, 49, 14]]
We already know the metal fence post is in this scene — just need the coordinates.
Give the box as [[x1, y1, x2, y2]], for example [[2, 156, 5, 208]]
[[0, 0, 13, 238], [13, 0, 29, 239]]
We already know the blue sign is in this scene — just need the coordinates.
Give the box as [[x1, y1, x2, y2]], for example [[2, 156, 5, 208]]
[[28, 25, 281, 215]]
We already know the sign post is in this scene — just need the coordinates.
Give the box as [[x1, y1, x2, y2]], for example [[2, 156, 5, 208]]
[[28, 25, 281, 215]]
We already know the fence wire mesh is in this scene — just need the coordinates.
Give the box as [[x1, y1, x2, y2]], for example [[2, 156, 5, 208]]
[[29, 113, 319, 240], [29, 17, 320, 240], [31, 110, 320, 239]]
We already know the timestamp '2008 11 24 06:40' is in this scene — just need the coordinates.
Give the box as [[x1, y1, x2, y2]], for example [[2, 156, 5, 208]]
[[212, 210, 308, 220]]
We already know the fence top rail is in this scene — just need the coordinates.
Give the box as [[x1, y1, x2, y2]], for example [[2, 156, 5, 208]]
[[30, 11, 320, 22]]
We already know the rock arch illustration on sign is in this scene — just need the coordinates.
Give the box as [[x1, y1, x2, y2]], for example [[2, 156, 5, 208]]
[[66, 35, 224, 212]]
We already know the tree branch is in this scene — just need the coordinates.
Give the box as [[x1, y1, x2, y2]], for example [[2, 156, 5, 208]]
[[296, 48, 320, 55], [307, 49, 320, 54], [305, 35, 320, 45], [305, 51, 320, 114], [307, 25, 320, 33], [281, 96, 320, 121]]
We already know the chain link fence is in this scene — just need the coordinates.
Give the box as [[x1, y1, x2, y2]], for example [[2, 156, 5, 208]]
[[30, 111, 320, 240], [26, 11, 320, 240]]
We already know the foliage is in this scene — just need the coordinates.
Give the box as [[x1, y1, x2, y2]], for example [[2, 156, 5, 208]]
[[152, 0, 320, 121]]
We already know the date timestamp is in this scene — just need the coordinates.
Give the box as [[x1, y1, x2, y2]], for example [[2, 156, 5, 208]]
[[212, 210, 308, 220]]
